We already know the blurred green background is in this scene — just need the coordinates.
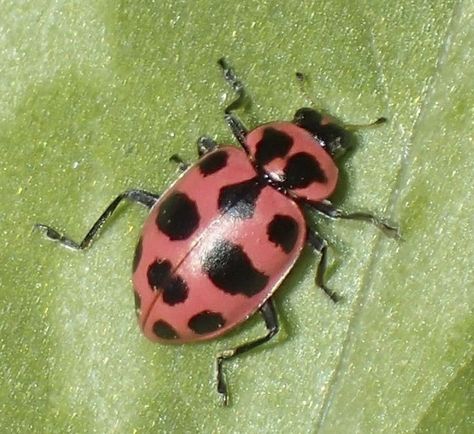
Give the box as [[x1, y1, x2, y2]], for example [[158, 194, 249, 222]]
[[0, 1, 472, 433]]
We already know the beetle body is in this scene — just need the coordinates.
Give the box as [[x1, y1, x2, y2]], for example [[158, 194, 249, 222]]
[[36, 59, 396, 405]]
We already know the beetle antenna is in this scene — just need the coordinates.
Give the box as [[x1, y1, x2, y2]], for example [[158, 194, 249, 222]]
[[344, 117, 387, 131], [296, 72, 387, 131]]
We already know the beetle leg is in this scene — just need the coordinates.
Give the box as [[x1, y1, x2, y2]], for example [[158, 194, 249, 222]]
[[169, 154, 190, 171], [307, 229, 341, 303], [34, 189, 160, 251], [196, 136, 219, 157], [312, 201, 400, 239], [216, 297, 279, 406], [217, 58, 250, 153], [218, 57, 248, 114], [171, 137, 220, 168], [224, 113, 249, 152]]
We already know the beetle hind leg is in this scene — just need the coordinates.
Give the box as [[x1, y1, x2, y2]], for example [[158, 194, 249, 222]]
[[216, 297, 279, 406]]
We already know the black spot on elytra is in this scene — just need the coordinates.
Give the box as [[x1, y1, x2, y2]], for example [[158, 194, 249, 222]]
[[156, 192, 200, 240], [147, 259, 171, 289], [267, 215, 299, 254], [162, 275, 188, 306], [153, 320, 179, 340], [202, 239, 269, 297], [255, 127, 293, 165], [133, 291, 141, 316], [283, 152, 327, 189], [147, 259, 189, 305], [218, 177, 263, 219], [199, 150, 228, 176], [188, 310, 226, 335], [132, 237, 143, 273]]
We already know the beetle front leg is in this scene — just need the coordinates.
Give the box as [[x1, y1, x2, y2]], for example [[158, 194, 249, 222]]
[[307, 229, 341, 303], [35, 189, 160, 251], [217, 58, 250, 152], [312, 201, 400, 239], [224, 113, 249, 152], [216, 297, 279, 406], [218, 57, 247, 114]]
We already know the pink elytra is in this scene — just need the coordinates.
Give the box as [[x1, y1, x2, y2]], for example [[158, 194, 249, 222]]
[[133, 146, 306, 343]]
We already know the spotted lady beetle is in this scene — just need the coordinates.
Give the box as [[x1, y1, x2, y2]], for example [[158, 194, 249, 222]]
[[36, 58, 398, 405]]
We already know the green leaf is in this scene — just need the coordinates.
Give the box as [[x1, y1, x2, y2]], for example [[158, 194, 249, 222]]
[[1, 1, 472, 433]]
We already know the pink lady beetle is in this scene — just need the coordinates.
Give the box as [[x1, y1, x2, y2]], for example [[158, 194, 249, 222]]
[[36, 58, 398, 405]]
